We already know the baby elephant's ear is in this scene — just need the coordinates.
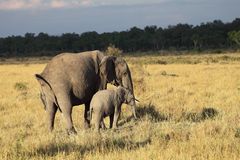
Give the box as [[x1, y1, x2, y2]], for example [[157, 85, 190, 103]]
[[117, 87, 126, 102], [123, 88, 132, 103]]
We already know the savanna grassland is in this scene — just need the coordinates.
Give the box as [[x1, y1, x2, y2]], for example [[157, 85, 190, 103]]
[[0, 53, 240, 160]]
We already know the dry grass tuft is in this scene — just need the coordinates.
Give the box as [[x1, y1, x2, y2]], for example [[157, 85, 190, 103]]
[[14, 82, 28, 91]]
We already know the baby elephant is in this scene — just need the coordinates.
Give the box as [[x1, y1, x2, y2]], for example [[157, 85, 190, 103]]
[[90, 86, 135, 132]]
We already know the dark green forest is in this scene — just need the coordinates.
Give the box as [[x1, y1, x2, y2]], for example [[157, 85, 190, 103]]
[[0, 18, 240, 57]]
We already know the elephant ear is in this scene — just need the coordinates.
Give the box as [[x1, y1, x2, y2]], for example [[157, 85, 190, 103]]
[[99, 56, 116, 89]]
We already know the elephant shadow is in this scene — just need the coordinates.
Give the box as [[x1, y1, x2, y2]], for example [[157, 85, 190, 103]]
[[136, 104, 169, 121], [119, 103, 168, 127], [181, 107, 218, 122], [28, 137, 151, 158]]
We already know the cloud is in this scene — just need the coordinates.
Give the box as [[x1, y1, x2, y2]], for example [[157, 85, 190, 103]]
[[0, 0, 90, 10], [80, 0, 93, 6], [0, 0, 27, 10], [0, 0, 42, 10], [50, 0, 67, 8], [0, 0, 203, 10]]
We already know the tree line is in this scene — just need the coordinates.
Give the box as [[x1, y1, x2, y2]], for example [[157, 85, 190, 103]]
[[0, 18, 240, 57]]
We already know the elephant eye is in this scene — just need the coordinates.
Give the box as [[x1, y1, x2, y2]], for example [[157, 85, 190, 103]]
[[123, 72, 127, 76]]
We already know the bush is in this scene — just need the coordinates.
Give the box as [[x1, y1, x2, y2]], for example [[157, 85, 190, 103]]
[[14, 82, 28, 91], [105, 44, 123, 56], [235, 128, 240, 138]]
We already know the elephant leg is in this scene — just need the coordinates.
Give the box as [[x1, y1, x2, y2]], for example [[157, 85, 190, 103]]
[[109, 114, 114, 129], [94, 114, 101, 133], [58, 96, 76, 135], [84, 102, 91, 129], [113, 109, 121, 129], [46, 102, 57, 132]]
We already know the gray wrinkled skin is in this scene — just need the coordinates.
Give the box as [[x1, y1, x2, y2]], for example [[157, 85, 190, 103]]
[[90, 86, 135, 132], [35, 50, 136, 135]]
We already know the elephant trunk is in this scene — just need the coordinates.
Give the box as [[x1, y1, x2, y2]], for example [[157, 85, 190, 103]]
[[123, 68, 137, 119], [131, 104, 137, 119], [129, 81, 137, 119]]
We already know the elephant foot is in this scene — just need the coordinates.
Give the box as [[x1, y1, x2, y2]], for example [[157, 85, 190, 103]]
[[66, 127, 77, 135], [84, 121, 91, 129], [112, 125, 118, 131], [94, 129, 100, 134], [100, 126, 107, 130], [100, 122, 107, 130], [112, 128, 118, 132], [48, 127, 54, 132]]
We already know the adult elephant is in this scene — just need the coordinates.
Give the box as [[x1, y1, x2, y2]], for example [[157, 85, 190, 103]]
[[35, 50, 137, 134]]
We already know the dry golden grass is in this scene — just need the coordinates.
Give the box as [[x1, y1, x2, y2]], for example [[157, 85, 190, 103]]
[[1, 53, 240, 160]]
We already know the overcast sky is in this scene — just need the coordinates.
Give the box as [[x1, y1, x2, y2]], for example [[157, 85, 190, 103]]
[[0, 0, 239, 37]]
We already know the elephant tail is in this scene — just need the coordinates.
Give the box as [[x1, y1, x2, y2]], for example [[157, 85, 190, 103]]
[[35, 74, 61, 112]]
